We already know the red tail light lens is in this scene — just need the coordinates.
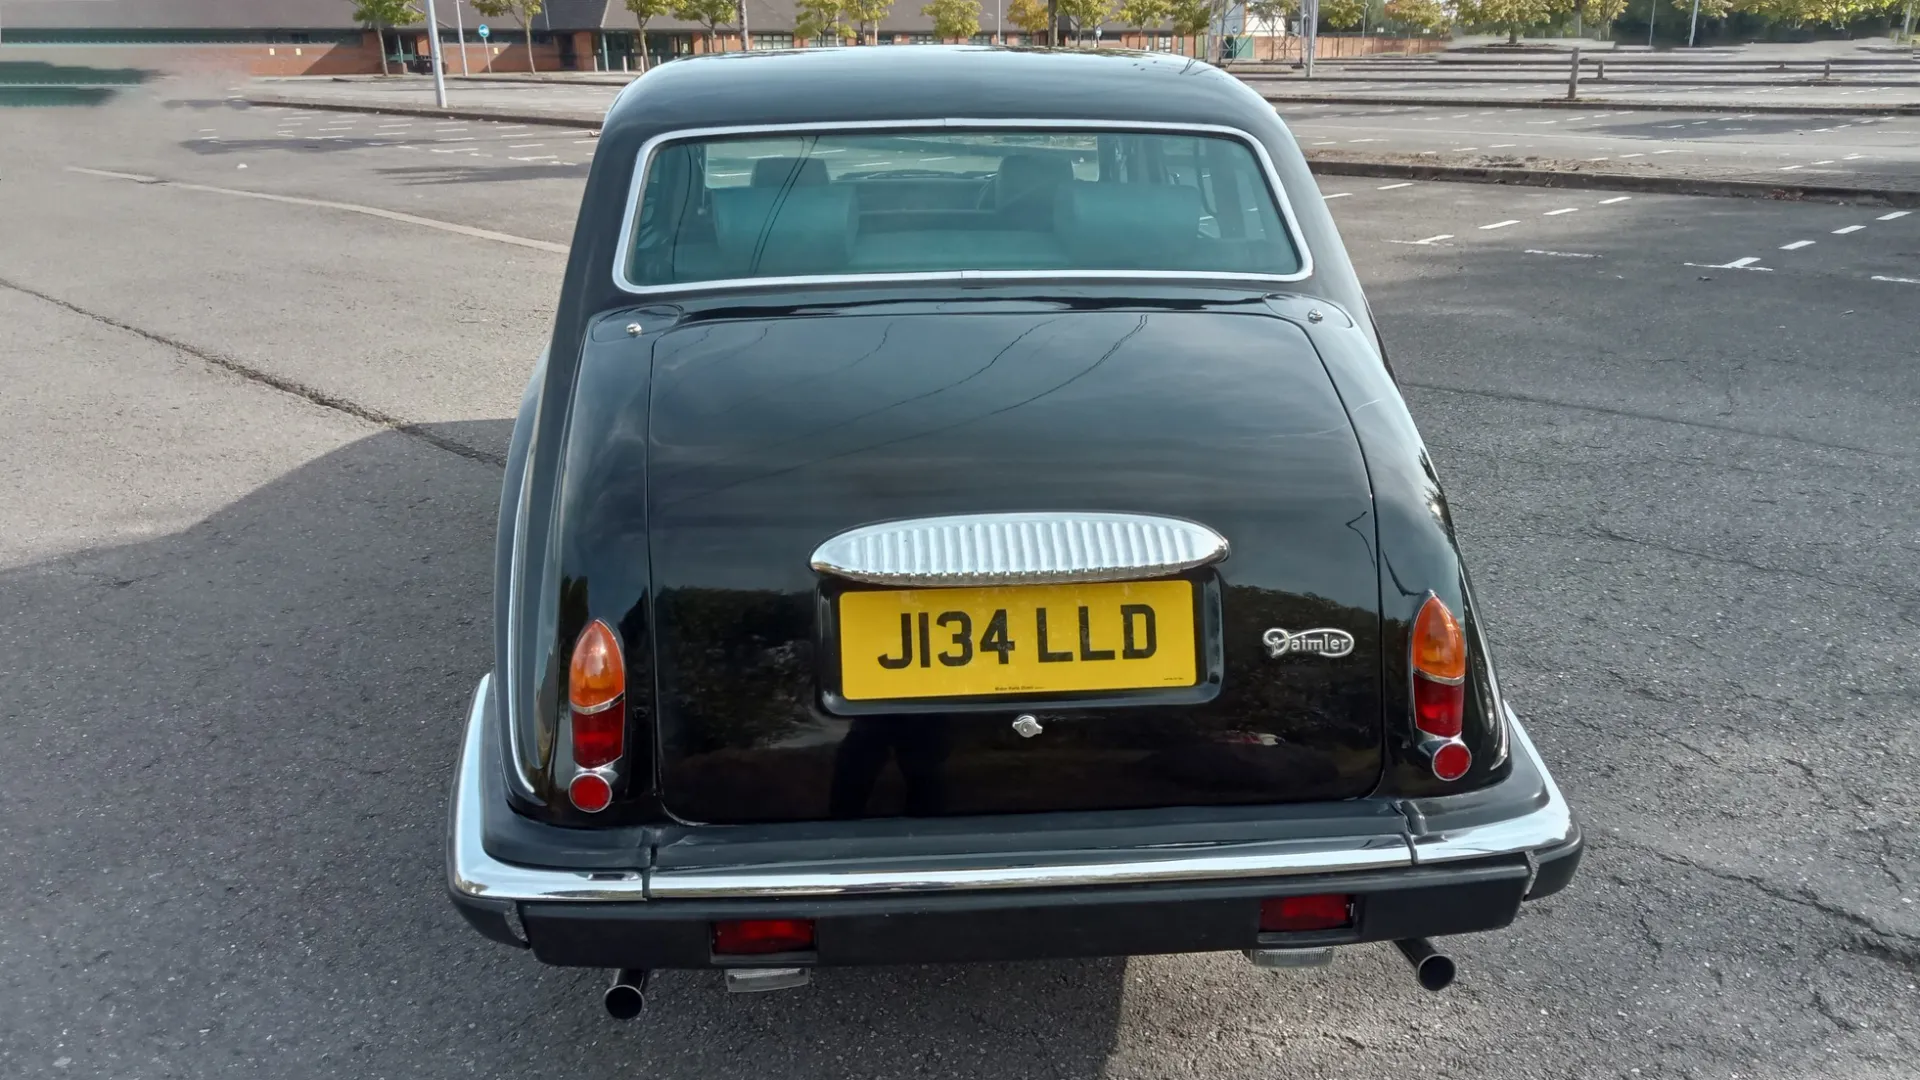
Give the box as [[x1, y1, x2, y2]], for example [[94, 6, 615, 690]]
[[1414, 678, 1465, 739], [1260, 893, 1354, 932], [569, 620, 625, 770], [712, 918, 816, 955], [1432, 742, 1472, 782], [568, 772, 613, 813], [1411, 595, 1467, 741]]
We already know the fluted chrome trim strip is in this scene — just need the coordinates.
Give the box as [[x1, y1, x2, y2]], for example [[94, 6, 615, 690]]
[[808, 512, 1229, 587]]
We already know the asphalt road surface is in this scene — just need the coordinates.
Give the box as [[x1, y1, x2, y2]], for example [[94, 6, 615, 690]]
[[1287, 102, 1920, 190], [3, 88, 1917, 1080]]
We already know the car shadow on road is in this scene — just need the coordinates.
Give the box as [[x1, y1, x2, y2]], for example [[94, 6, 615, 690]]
[[0, 420, 1124, 1079]]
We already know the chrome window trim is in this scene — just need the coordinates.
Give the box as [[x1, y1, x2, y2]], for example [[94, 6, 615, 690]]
[[609, 117, 1316, 297], [451, 679, 1576, 904], [809, 511, 1230, 587]]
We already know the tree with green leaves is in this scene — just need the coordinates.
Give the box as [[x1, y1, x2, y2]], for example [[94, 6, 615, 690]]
[[1008, 0, 1054, 35], [350, 0, 421, 76], [625, 0, 674, 68], [843, 0, 897, 43], [470, 0, 546, 71], [1319, 0, 1366, 26], [795, 0, 852, 42], [923, 0, 984, 38], [1384, 0, 1452, 30], [1242, 0, 1290, 34], [673, 0, 737, 50], [1456, 0, 1554, 41], [1167, 0, 1218, 55], [1056, 0, 1113, 40]]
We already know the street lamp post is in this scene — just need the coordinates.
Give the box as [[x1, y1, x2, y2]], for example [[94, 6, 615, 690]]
[[422, 0, 449, 106], [453, 0, 469, 75], [1646, 0, 1656, 47], [997, 0, 1003, 44], [1687, 0, 1700, 46]]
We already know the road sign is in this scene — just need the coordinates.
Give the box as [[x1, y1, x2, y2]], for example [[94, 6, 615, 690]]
[[478, 24, 490, 39]]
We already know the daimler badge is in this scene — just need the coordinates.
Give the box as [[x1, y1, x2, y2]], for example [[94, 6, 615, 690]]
[[1262, 628, 1355, 659]]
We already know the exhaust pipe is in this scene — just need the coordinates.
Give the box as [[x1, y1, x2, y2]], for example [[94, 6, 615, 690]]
[[604, 968, 650, 1019], [1393, 938, 1455, 992]]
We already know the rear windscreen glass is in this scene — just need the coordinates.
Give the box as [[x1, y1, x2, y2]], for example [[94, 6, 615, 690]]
[[623, 129, 1306, 287]]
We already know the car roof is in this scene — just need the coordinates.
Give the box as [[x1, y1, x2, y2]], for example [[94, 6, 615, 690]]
[[602, 46, 1280, 140]]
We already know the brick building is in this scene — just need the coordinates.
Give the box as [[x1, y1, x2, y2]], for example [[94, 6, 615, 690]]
[[0, 0, 1227, 76]]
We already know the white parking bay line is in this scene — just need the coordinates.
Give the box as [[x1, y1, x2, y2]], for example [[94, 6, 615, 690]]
[[1376, 182, 1413, 190], [1780, 240, 1815, 250], [1618, 153, 1646, 159], [1489, 143, 1516, 149], [572, 139, 599, 144], [1322, 192, 1353, 199], [1449, 146, 1479, 152], [1871, 275, 1920, 285], [1543, 208, 1578, 216], [1525, 249, 1599, 258], [1729, 257, 1761, 267], [1879, 211, 1911, 220], [1811, 160, 1836, 166], [1779, 165, 1805, 171], [1832, 225, 1865, 234], [1388, 234, 1454, 245], [509, 143, 545, 149], [1599, 196, 1632, 204], [511, 155, 559, 162], [1480, 220, 1520, 230]]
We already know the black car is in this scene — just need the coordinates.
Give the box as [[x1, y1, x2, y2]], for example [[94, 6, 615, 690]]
[[447, 45, 1581, 1014]]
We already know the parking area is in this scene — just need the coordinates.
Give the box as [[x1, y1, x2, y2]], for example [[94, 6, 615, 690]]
[[2, 90, 1916, 1080]]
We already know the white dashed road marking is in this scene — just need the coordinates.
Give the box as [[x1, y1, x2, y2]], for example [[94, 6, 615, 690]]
[[1525, 249, 1599, 258], [1685, 257, 1771, 272], [1780, 240, 1815, 250], [509, 143, 545, 149], [1599, 196, 1632, 204], [511, 155, 559, 162], [1388, 234, 1454, 245], [1480, 220, 1520, 230], [1779, 165, 1804, 171], [1832, 225, 1865, 234], [1871, 275, 1920, 284], [1543, 208, 1578, 216], [1323, 192, 1352, 199], [1879, 211, 1911, 220], [1377, 182, 1413, 190]]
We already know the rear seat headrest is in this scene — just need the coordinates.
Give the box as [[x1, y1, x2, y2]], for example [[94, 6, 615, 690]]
[[709, 186, 856, 277], [751, 156, 829, 188], [1053, 183, 1203, 268], [994, 152, 1075, 210]]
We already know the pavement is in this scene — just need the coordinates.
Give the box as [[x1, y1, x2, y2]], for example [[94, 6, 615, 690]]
[[241, 73, 1920, 198], [3, 82, 1919, 1080]]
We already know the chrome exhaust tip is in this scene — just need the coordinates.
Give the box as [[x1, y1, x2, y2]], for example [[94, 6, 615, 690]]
[[604, 968, 649, 1019], [1393, 938, 1456, 992]]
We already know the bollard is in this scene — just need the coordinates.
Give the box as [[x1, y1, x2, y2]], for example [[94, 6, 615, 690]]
[[1567, 45, 1581, 101], [1597, 59, 1606, 81], [1823, 60, 1832, 80]]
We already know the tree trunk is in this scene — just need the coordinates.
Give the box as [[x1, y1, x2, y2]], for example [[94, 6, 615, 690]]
[[526, 22, 539, 72], [376, 24, 390, 75], [1046, 0, 1058, 44], [739, 0, 752, 49], [1507, 26, 1518, 42]]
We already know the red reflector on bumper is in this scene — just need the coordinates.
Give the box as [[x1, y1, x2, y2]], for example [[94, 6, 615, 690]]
[[713, 918, 816, 955], [1259, 893, 1353, 932]]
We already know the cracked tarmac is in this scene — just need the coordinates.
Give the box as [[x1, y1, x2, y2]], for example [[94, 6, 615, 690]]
[[0, 87, 1916, 1080]]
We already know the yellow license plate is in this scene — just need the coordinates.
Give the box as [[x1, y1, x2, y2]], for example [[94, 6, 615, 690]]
[[837, 580, 1197, 702]]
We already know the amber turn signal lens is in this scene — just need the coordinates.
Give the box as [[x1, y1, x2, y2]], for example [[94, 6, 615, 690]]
[[1411, 595, 1466, 682], [569, 620, 624, 711]]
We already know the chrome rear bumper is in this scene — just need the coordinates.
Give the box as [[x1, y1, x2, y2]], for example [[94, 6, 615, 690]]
[[447, 674, 1578, 906]]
